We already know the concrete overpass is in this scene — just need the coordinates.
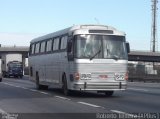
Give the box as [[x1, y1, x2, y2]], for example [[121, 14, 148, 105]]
[[0, 46, 29, 58], [0, 46, 160, 62], [128, 50, 160, 62]]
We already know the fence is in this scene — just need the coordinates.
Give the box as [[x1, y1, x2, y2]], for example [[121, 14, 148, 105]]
[[128, 62, 160, 82]]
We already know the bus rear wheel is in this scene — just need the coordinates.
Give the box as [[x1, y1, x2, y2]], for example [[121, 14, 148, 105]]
[[62, 75, 71, 96]]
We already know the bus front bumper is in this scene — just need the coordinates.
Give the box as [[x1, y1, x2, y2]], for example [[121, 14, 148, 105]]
[[72, 82, 127, 91]]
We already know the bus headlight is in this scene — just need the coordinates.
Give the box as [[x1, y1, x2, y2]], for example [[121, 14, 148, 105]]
[[125, 72, 128, 80], [74, 73, 80, 80], [70, 73, 80, 81]]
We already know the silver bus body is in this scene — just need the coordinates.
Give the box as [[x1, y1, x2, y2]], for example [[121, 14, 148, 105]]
[[29, 25, 129, 95]]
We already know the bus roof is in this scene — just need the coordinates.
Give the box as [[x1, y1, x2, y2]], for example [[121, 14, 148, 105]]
[[31, 24, 125, 43]]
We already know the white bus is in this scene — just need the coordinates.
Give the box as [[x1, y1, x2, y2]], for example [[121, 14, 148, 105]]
[[29, 25, 130, 96]]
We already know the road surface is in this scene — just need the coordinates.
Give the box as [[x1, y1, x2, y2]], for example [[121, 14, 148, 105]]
[[0, 76, 160, 119]]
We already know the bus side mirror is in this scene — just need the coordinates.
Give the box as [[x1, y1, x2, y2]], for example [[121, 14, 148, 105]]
[[126, 42, 130, 53]]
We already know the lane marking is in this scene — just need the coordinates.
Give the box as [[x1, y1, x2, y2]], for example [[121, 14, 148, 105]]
[[29, 89, 39, 92], [55, 96, 71, 100], [111, 110, 138, 118], [2, 82, 49, 95], [38, 91, 49, 95], [2, 82, 30, 90], [78, 101, 101, 108], [127, 88, 148, 92], [2, 82, 16, 87], [19, 87, 28, 90]]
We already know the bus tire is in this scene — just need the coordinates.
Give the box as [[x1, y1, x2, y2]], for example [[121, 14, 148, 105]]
[[62, 75, 70, 96], [105, 91, 114, 97]]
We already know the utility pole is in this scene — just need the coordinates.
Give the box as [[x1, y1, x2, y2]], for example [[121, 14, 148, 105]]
[[151, 0, 158, 52]]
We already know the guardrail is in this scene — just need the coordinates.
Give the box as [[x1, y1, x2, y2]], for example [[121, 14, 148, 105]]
[[129, 75, 160, 82]]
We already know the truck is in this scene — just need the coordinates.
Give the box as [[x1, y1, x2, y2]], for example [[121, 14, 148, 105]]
[[1, 54, 23, 78]]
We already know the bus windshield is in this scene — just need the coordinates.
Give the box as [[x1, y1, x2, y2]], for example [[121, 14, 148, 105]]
[[75, 35, 127, 60]]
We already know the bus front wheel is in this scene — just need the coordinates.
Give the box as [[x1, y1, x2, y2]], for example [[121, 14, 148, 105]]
[[62, 75, 71, 96]]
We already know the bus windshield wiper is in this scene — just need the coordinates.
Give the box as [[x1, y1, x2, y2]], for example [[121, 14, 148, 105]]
[[112, 55, 119, 60], [90, 47, 101, 60]]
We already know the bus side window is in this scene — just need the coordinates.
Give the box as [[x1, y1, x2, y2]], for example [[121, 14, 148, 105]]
[[40, 41, 46, 53], [31, 44, 35, 55], [53, 38, 60, 51], [29, 44, 32, 55], [46, 39, 52, 52], [60, 36, 68, 50], [35, 43, 40, 54]]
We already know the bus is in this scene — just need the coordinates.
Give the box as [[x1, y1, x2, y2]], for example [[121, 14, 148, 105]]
[[29, 24, 130, 96]]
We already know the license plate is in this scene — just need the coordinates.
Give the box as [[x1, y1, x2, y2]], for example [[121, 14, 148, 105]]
[[115, 74, 124, 81]]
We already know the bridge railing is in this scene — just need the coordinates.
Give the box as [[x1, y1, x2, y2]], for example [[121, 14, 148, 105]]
[[128, 62, 160, 82]]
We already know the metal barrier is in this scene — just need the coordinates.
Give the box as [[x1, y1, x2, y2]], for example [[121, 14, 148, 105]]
[[128, 62, 160, 82]]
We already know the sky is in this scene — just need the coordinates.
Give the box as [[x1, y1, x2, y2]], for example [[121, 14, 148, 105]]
[[0, 0, 159, 51]]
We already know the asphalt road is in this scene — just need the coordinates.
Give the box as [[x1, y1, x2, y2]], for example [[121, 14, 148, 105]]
[[0, 76, 160, 119]]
